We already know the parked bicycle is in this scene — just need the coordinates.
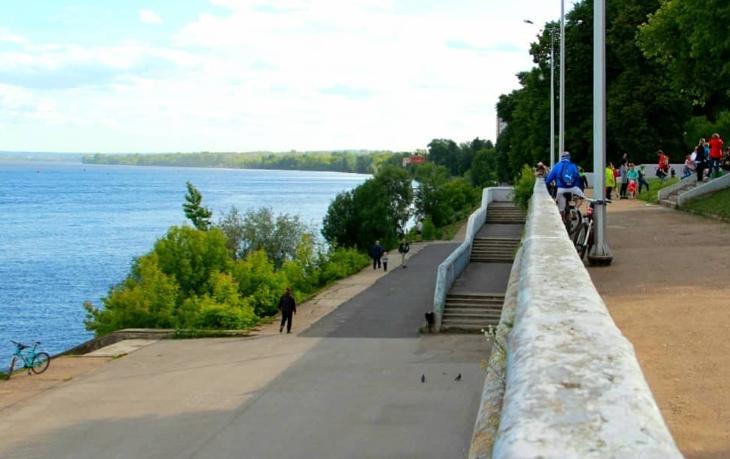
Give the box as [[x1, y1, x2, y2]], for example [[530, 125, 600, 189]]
[[573, 199, 609, 261], [6, 340, 50, 380]]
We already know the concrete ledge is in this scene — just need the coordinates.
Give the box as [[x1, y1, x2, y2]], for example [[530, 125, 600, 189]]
[[468, 247, 522, 459], [677, 173, 730, 206], [658, 175, 695, 201], [492, 181, 682, 458], [432, 187, 514, 331]]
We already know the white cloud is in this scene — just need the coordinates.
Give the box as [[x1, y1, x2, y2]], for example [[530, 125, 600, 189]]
[[139, 9, 162, 25], [1, 0, 580, 152], [0, 27, 28, 45]]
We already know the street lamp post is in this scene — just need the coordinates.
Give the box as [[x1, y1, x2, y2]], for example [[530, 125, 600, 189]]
[[550, 29, 557, 167], [559, 0, 566, 157], [588, 0, 613, 265]]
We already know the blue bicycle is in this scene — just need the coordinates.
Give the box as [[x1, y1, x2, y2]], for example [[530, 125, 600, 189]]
[[6, 340, 50, 379]]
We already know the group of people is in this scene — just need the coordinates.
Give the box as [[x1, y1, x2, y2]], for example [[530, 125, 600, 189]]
[[682, 134, 730, 182], [370, 239, 410, 271], [605, 153, 649, 200]]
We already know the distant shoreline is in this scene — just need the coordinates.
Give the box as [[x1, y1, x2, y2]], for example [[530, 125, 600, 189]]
[[82, 151, 397, 175]]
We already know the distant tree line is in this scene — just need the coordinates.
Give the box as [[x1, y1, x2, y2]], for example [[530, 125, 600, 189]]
[[83, 151, 404, 174], [322, 137, 500, 250], [496, 0, 730, 178]]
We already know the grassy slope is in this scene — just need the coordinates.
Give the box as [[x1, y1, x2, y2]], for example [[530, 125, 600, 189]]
[[636, 178, 679, 203], [682, 187, 730, 221]]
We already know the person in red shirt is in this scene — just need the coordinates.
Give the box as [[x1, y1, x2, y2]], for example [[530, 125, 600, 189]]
[[708, 133, 724, 177], [656, 150, 670, 180]]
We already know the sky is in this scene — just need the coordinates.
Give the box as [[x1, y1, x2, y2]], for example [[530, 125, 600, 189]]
[[0, 0, 576, 153]]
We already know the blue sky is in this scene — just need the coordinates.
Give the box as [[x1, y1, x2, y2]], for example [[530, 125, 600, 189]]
[[0, 0, 574, 153]]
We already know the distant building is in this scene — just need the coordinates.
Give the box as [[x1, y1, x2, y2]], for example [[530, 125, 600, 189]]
[[497, 116, 508, 138], [402, 152, 427, 167]]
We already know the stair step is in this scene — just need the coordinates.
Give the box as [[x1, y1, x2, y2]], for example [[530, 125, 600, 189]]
[[442, 311, 502, 322], [471, 258, 515, 262], [444, 304, 504, 310], [446, 295, 504, 301]]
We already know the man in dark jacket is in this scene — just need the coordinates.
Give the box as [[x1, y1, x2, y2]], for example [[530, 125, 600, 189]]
[[278, 287, 296, 334], [371, 240, 384, 269]]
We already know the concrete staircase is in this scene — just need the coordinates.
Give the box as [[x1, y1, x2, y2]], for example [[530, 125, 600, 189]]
[[659, 179, 697, 208], [471, 237, 520, 262], [440, 293, 505, 333], [486, 204, 527, 224]]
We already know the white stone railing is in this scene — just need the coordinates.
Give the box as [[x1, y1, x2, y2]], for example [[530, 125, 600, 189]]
[[431, 187, 513, 331], [677, 172, 730, 206], [492, 180, 682, 458]]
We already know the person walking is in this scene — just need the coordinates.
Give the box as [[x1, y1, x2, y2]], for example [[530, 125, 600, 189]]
[[709, 133, 724, 178], [626, 164, 639, 198], [637, 165, 649, 194], [278, 287, 296, 334], [695, 141, 707, 182], [382, 251, 389, 272], [605, 163, 616, 200], [619, 161, 629, 199], [371, 240, 384, 270], [398, 239, 410, 268]]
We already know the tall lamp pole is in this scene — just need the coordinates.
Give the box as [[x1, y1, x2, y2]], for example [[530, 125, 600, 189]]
[[588, 0, 613, 265], [559, 0, 566, 156], [550, 30, 557, 167]]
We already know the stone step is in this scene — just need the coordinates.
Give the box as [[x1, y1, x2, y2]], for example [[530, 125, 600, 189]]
[[444, 303, 504, 310], [659, 199, 677, 209], [440, 324, 496, 334], [444, 309, 502, 320], [446, 293, 504, 300], [471, 257, 515, 262]]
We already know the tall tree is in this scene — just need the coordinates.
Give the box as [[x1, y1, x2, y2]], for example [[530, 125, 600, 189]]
[[638, 0, 730, 120], [182, 181, 212, 230]]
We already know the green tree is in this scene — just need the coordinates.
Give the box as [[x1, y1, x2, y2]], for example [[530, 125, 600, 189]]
[[84, 253, 179, 335], [638, 0, 730, 119], [182, 181, 212, 230], [470, 147, 500, 188], [322, 165, 413, 249], [153, 226, 231, 297], [218, 207, 310, 267]]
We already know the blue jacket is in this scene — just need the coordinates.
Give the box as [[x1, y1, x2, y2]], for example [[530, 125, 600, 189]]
[[545, 159, 580, 188]]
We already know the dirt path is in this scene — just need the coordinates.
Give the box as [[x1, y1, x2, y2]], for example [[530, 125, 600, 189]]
[[588, 198, 730, 459]]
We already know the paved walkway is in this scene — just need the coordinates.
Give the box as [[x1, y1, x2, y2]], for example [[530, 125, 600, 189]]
[[588, 199, 730, 459], [0, 242, 487, 459]]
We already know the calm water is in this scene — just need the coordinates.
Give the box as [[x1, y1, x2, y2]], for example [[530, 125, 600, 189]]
[[0, 162, 367, 366]]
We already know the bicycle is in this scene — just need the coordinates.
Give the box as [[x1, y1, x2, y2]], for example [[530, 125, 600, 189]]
[[561, 192, 584, 236], [573, 199, 609, 261], [6, 340, 50, 380]]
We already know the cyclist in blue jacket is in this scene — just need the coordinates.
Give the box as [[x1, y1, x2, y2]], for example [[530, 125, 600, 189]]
[[545, 151, 585, 214]]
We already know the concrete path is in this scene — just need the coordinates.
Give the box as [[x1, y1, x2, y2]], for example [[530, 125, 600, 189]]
[[588, 199, 730, 459], [0, 243, 487, 459]]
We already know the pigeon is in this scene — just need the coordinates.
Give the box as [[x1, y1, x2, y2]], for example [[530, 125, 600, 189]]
[[421, 374, 426, 383], [455, 373, 462, 381]]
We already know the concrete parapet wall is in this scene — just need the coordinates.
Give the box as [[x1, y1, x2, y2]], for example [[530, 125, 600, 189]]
[[432, 187, 513, 331], [492, 180, 682, 458], [468, 247, 522, 459], [658, 175, 696, 201], [677, 173, 730, 206]]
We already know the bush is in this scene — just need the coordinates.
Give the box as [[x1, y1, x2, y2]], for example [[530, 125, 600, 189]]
[[319, 247, 369, 284], [513, 165, 536, 210], [421, 217, 437, 240]]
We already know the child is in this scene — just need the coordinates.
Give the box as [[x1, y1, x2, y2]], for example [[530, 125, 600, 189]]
[[382, 251, 389, 272]]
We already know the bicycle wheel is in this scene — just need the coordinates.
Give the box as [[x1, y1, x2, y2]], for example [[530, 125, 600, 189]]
[[573, 223, 588, 259], [567, 209, 582, 236], [31, 352, 50, 374], [6, 357, 16, 380]]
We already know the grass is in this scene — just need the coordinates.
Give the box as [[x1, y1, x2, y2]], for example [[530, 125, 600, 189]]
[[681, 187, 730, 221], [636, 177, 679, 203], [0, 371, 7, 380]]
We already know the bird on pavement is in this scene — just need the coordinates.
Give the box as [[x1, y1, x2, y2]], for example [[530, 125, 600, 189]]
[[455, 373, 462, 381], [421, 374, 426, 383]]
